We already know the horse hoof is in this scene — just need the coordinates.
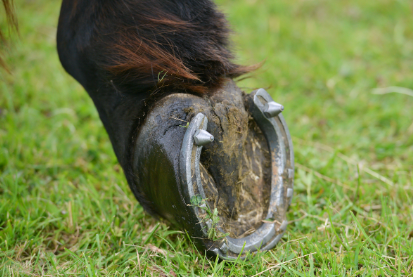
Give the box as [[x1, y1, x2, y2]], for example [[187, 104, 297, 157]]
[[133, 80, 294, 259]]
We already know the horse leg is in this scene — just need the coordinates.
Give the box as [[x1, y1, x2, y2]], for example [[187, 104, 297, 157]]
[[56, 0, 294, 258]]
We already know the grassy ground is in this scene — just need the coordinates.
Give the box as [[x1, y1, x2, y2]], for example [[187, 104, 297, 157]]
[[1, 0, 413, 275]]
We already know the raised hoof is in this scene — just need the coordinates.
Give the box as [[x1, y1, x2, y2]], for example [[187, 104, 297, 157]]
[[132, 81, 294, 259]]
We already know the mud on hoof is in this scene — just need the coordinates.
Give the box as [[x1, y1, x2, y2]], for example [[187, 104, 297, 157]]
[[133, 80, 294, 259]]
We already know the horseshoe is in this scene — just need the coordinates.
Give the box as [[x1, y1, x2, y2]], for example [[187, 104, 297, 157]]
[[179, 88, 294, 259]]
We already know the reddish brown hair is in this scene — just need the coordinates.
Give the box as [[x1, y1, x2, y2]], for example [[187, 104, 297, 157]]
[[86, 0, 256, 95]]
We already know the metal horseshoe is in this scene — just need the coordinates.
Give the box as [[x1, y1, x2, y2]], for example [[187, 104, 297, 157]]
[[179, 88, 294, 259]]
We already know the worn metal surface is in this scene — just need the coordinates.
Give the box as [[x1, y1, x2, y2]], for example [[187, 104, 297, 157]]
[[178, 88, 294, 259]]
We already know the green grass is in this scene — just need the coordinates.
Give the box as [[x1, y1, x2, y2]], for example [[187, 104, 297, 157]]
[[1, 0, 413, 275]]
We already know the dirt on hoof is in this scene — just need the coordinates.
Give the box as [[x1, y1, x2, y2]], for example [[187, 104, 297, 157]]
[[191, 80, 272, 238]]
